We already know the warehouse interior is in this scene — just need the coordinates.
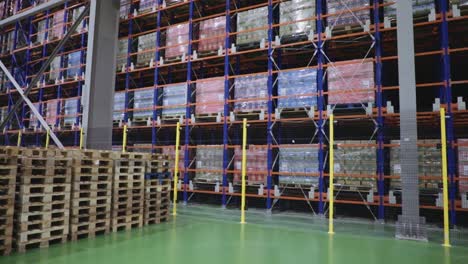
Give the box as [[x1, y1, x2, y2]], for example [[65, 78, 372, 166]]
[[0, 0, 468, 263]]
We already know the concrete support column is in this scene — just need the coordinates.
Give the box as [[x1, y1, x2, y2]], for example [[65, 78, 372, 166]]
[[82, 0, 120, 149], [395, 0, 427, 241]]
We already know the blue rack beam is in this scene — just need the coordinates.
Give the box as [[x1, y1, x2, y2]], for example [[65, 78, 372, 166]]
[[317, 0, 325, 215], [152, 0, 163, 153], [222, 0, 231, 208]]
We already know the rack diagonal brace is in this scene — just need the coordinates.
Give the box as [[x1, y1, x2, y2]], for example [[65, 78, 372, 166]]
[[0, 61, 64, 149], [0, 4, 90, 132]]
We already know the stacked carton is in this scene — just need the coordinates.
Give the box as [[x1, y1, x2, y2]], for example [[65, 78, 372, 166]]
[[63, 98, 79, 127], [67, 51, 81, 78]]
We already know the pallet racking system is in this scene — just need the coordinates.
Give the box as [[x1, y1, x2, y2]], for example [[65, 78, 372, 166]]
[[1, 0, 468, 227]]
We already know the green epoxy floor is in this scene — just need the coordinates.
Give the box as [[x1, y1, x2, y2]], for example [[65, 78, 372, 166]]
[[1, 206, 468, 264]]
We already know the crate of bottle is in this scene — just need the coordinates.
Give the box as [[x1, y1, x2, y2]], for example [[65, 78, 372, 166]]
[[137, 32, 156, 66], [279, 146, 319, 185], [384, 0, 435, 20], [133, 89, 154, 120], [279, 0, 315, 41], [458, 139, 468, 193], [67, 51, 81, 78], [236, 6, 268, 46], [334, 140, 377, 188], [113, 92, 127, 122], [165, 23, 189, 60], [390, 140, 442, 190], [162, 84, 187, 117], [195, 78, 224, 115], [63, 98, 79, 127], [327, 0, 370, 28], [199, 16, 226, 54], [327, 60, 374, 105], [233, 145, 268, 184], [277, 69, 317, 109], [195, 145, 223, 182], [234, 74, 268, 112]]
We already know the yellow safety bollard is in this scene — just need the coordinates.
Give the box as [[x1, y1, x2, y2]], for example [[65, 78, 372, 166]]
[[79, 127, 84, 150], [172, 122, 181, 216], [17, 130, 22, 147], [45, 129, 50, 149], [122, 124, 128, 153], [241, 118, 247, 224], [328, 115, 335, 234], [440, 108, 451, 247]]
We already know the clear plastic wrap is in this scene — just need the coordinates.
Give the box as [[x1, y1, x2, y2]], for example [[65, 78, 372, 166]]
[[279, 146, 319, 185], [49, 56, 62, 81], [162, 84, 187, 117], [29, 103, 42, 129], [0, 71, 5, 93], [45, 100, 59, 126], [327, 0, 370, 28], [165, 23, 189, 59], [199, 16, 226, 53], [458, 139, 468, 193], [327, 60, 374, 105], [71, 6, 86, 33], [113, 92, 126, 121], [37, 18, 51, 44], [67, 51, 81, 78], [137, 32, 156, 66], [195, 78, 224, 115], [0, 106, 8, 123], [277, 69, 317, 108], [195, 145, 223, 182], [334, 140, 376, 187], [390, 139, 442, 189], [63, 98, 78, 126], [233, 145, 267, 184], [0, 1, 6, 19], [236, 6, 268, 45], [120, 0, 131, 19], [162, 146, 185, 172], [117, 39, 129, 70], [384, 0, 435, 18], [279, 0, 315, 38], [234, 74, 268, 112], [139, 0, 157, 13], [133, 89, 154, 119], [50, 10, 65, 40]]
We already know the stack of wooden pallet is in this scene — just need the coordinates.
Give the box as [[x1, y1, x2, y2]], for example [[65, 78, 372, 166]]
[[14, 149, 72, 253], [144, 154, 171, 225], [70, 150, 113, 240], [111, 152, 146, 232], [0, 147, 18, 255]]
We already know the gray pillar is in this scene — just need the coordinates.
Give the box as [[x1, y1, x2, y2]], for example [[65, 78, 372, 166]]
[[82, 0, 120, 150], [395, 0, 427, 241]]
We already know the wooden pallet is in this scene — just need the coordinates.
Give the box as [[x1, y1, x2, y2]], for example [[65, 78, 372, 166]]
[[14, 148, 72, 253], [70, 149, 113, 241]]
